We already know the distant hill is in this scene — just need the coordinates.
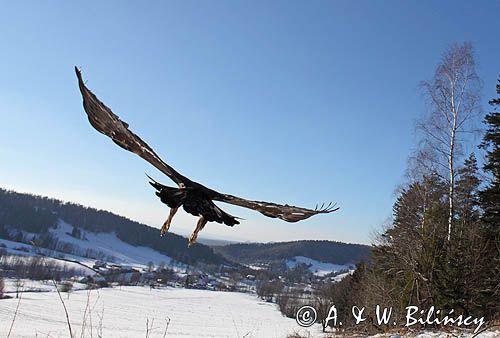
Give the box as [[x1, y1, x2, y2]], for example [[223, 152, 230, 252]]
[[213, 240, 371, 266], [0, 188, 229, 266], [0, 188, 371, 272], [196, 238, 237, 247]]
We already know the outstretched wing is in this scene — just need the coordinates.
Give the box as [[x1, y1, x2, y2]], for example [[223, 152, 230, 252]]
[[76, 67, 339, 222], [75, 67, 192, 188], [215, 194, 339, 222]]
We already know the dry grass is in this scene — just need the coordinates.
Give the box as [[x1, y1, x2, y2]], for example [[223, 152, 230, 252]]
[[6, 289, 22, 338]]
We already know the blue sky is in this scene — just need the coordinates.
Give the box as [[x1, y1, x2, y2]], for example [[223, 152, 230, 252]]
[[0, 1, 498, 245]]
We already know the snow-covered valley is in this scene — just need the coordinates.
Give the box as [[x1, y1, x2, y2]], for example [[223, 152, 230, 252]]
[[0, 284, 318, 338]]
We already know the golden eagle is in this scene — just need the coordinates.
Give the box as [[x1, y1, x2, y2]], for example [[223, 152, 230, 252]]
[[75, 67, 338, 246]]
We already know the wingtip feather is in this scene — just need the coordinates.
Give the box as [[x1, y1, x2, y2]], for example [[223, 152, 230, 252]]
[[75, 66, 83, 82]]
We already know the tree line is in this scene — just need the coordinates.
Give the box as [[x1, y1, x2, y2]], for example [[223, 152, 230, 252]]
[[214, 240, 371, 266]]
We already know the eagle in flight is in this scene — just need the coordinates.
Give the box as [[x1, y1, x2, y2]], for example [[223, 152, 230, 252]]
[[75, 67, 339, 246]]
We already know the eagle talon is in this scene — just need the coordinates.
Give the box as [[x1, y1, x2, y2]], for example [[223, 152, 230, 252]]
[[160, 222, 170, 236], [187, 234, 197, 247], [187, 216, 207, 247], [160, 207, 178, 237]]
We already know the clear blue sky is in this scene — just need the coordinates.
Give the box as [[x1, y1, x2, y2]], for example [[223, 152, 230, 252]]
[[0, 1, 498, 245]]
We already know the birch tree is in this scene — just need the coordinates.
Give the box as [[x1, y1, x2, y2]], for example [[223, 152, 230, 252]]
[[416, 42, 482, 241]]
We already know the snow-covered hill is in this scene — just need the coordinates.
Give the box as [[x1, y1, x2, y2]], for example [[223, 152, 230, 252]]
[[213, 240, 371, 270], [0, 188, 229, 266], [51, 221, 174, 267], [286, 256, 354, 277], [1, 221, 175, 271]]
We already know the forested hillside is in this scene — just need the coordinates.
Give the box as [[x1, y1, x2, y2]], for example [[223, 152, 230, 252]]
[[307, 45, 500, 333], [213, 240, 371, 265], [0, 188, 228, 265]]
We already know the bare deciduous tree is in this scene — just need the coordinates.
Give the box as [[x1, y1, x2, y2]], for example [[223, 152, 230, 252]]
[[416, 42, 482, 241], [14, 278, 24, 299]]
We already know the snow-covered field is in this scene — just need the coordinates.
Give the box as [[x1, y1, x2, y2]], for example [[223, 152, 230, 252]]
[[2, 278, 88, 294], [1, 283, 498, 338], [0, 285, 319, 338], [286, 256, 354, 277]]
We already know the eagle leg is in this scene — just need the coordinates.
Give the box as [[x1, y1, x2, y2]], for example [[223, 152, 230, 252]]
[[160, 207, 178, 236], [188, 216, 207, 247]]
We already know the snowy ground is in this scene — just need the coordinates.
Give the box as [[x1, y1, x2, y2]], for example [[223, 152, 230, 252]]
[[1, 282, 497, 338], [0, 285, 321, 338], [286, 256, 354, 277], [2, 278, 88, 294], [330, 270, 354, 282]]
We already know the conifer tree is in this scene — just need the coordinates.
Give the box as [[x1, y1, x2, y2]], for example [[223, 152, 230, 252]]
[[435, 154, 481, 315], [480, 78, 500, 228], [478, 78, 500, 318]]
